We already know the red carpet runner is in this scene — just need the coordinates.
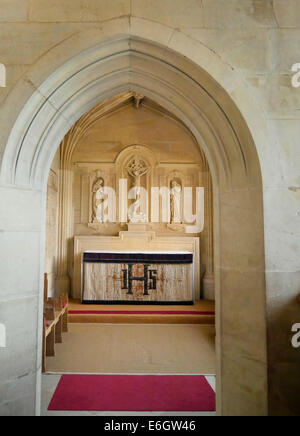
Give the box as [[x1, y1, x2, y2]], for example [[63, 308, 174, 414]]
[[69, 309, 215, 315], [48, 374, 215, 412]]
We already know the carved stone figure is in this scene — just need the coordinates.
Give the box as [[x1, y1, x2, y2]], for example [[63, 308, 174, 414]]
[[170, 179, 182, 224], [126, 157, 149, 222], [126, 157, 149, 186], [92, 177, 105, 223], [133, 92, 145, 109]]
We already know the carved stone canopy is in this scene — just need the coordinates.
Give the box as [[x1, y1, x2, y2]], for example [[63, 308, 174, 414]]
[[115, 144, 158, 170]]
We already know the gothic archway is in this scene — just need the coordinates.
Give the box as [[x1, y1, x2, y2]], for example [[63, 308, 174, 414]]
[[0, 34, 268, 416]]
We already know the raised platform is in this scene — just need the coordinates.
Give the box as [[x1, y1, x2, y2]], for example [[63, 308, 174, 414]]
[[68, 299, 215, 325]]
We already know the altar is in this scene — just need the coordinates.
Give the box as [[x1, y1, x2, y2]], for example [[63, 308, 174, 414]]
[[82, 251, 194, 304], [74, 231, 200, 303]]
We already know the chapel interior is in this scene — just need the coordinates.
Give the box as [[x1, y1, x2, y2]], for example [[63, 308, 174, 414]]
[[2, 0, 300, 418], [43, 92, 216, 386]]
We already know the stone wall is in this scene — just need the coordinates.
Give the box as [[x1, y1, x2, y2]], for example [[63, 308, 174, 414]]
[[45, 149, 60, 298], [0, 0, 299, 416], [60, 100, 212, 299]]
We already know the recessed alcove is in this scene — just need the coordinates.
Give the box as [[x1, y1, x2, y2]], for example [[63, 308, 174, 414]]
[[45, 92, 215, 302], [43, 91, 216, 392]]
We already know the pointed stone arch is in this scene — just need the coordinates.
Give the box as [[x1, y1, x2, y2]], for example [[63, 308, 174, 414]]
[[0, 31, 268, 416]]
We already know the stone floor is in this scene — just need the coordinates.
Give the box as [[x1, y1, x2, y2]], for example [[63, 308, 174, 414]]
[[46, 323, 216, 374], [42, 322, 216, 416]]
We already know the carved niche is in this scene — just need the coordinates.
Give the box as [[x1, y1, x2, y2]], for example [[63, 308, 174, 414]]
[[91, 176, 105, 223], [76, 144, 204, 234], [115, 145, 157, 226]]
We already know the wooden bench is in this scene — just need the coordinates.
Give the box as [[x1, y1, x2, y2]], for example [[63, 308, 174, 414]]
[[42, 274, 69, 373]]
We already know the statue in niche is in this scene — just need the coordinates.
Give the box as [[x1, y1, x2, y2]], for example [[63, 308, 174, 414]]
[[170, 179, 182, 224], [126, 157, 149, 223], [92, 177, 105, 223]]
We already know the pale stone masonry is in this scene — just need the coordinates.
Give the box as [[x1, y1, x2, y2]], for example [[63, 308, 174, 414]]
[[0, 0, 299, 416]]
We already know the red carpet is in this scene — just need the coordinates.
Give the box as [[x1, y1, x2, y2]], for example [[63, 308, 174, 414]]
[[48, 375, 216, 412], [69, 310, 215, 316]]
